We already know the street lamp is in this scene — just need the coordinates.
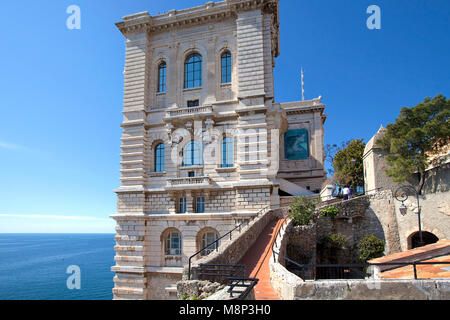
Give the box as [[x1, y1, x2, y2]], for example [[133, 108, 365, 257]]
[[394, 185, 424, 247]]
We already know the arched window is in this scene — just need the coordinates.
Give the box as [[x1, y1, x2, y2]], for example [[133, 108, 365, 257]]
[[201, 231, 219, 256], [222, 137, 234, 168], [155, 143, 165, 172], [184, 53, 202, 89], [157, 62, 166, 93], [221, 51, 231, 83], [165, 231, 182, 256], [183, 141, 203, 166]]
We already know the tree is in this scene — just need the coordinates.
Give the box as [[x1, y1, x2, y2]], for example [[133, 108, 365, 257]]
[[357, 234, 385, 262], [332, 139, 366, 191], [325, 140, 351, 176], [376, 94, 450, 194], [289, 196, 317, 226]]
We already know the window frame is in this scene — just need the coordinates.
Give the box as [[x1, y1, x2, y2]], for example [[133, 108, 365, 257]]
[[165, 231, 182, 256], [157, 61, 166, 93], [187, 100, 200, 108], [221, 51, 231, 84], [154, 143, 165, 172], [196, 196, 205, 213], [182, 140, 203, 167], [222, 137, 234, 168], [184, 53, 202, 89], [201, 231, 219, 256], [179, 197, 187, 214]]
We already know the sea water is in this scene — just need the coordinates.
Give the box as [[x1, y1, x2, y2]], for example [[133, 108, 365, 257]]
[[0, 234, 115, 300]]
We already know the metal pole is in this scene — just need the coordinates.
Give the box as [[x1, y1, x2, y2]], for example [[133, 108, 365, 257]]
[[188, 258, 191, 280], [416, 192, 424, 247]]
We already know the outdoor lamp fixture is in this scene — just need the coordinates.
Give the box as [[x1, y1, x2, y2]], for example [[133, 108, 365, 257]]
[[394, 185, 424, 247], [398, 203, 408, 216]]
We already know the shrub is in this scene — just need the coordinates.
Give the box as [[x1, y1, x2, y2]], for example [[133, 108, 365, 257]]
[[319, 233, 349, 251], [320, 206, 339, 219], [358, 234, 385, 262], [289, 196, 317, 226]]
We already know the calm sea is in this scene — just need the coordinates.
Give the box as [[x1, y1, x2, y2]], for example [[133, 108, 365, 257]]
[[0, 233, 115, 300]]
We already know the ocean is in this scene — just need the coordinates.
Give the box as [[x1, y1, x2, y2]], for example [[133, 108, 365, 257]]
[[0, 233, 115, 300]]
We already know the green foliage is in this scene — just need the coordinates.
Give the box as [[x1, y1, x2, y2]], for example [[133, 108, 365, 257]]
[[289, 196, 317, 226], [181, 293, 201, 300], [357, 234, 385, 262], [319, 233, 349, 251], [332, 139, 366, 190], [320, 206, 339, 219], [376, 94, 450, 193], [325, 140, 351, 176]]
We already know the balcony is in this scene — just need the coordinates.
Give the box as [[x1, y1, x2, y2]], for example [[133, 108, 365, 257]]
[[164, 105, 214, 122], [166, 176, 211, 190]]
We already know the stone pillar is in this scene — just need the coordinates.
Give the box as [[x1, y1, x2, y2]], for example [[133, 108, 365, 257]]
[[113, 13, 152, 300], [236, 10, 265, 98], [186, 191, 194, 214], [112, 217, 149, 300]]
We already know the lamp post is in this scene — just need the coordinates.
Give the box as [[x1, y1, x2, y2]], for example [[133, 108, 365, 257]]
[[394, 185, 424, 248]]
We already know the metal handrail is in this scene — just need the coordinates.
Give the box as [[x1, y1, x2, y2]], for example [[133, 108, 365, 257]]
[[227, 277, 259, 299], [272, 249, 450, 280], [270, 217, 289, 263], [188, 206, 270, 280]]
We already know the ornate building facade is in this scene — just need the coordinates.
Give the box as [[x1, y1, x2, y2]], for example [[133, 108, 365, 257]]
[[111, 0, 327, 299]]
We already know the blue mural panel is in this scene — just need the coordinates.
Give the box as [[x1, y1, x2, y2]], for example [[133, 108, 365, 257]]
[[284, 129, 309, 160]]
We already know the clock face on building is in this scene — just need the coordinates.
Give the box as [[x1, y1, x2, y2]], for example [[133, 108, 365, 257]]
[[285, 129, 309, 160]]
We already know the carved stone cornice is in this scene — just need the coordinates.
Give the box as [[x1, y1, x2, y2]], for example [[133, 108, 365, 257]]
[[116, 0, 279, 45], [280, 97, 326, 115]]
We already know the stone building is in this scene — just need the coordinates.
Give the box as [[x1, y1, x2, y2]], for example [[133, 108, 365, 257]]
[[363, 125, 401, 194], [111, 0, 327, 300], [363, 125, 450, 251]]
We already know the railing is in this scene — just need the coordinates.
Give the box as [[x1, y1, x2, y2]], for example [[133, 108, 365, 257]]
[[188, 205, 271, 280], [196, 264, 245, 284], [167, 176, 210, 187], [271, 217, 289, 263], [272, 250, 450, 280], [165, 105, 213, 120], [227, 277, 259, 300]]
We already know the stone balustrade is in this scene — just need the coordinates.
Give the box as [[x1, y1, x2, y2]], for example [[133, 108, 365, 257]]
[[166, 176, 211, 190], [164, 106, 214, 121]]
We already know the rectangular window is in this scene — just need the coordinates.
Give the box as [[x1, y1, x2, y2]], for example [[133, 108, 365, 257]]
[[179, 198, 186, 214], [187, 100, 199, 108], [188, 171, 195, 177], [222, 137, 234, 168], [221, 52, 231, 83], [196, 197, 205, 213], [158, 63, 166, 93]]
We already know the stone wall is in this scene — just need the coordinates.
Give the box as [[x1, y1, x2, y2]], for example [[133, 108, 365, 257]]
[[293, 279, 450, 300], [187, 208, 285, 280], [117, 193, 145, 213], [177, 280, 225, 300], [315, 191, 401, 256], [144, 192, 174, 214], [269, 209, 450, 300], [236, 187, 271, 211], [147, 271, 182, 300]]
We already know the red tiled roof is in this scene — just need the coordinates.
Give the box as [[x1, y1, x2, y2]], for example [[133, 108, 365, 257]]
[[369, 240, 450, 279]]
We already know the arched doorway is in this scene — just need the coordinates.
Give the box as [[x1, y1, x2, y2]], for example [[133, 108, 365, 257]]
[[409, 231, 439, 249]]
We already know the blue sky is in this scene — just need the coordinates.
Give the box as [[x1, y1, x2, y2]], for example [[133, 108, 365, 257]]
[[0, 0, 448, 233]]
